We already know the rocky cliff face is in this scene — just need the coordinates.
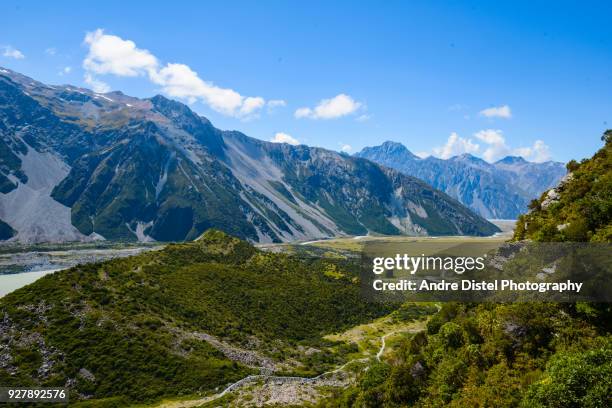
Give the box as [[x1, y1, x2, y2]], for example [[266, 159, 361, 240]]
[[356, 141, 566, 219], [0, 68, 498, 243]]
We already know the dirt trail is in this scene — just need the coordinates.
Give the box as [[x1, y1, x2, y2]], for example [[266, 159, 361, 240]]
[[376, 331, 394, 361], [154, 329, 399, 408], [154, 306, 441, 408]]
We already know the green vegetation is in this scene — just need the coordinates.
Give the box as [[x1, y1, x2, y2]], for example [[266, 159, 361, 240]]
[[318, 303, 610, 408], [514, 130, 612, 242], [0, 230, 391, 405]]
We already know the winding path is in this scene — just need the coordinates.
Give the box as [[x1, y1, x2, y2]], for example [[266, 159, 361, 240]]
[[155, 328, 406, 408], [376, 331, 394, 361]]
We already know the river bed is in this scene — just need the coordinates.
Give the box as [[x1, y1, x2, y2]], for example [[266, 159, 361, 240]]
[[0, 268, 61, 297], [0, 244, 163, 298]]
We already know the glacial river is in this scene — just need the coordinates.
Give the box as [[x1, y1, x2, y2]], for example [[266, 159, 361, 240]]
[[0, 268, 61, 297], [0, 244, 163, 298]]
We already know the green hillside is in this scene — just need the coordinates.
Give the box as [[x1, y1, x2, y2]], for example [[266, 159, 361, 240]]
[[514, 130, 612, 242], [318, 132, 612, 408], [0, 230, 390, 405], [318, 302, 610, 408]]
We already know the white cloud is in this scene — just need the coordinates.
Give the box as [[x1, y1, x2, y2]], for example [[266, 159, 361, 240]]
[[473, 129, 552, 162], [267, 99, 287, 114], [340, 144, 352, 153], [240, 96, 266, 116], [83, 29, 158, 76], [84, 73, 110, 93], [294, 107, 313, 118], [513, 140, 551, 162], [479, 105, 512, 119], [2, 46, 25, 59], [415, 151, 430, 158], [149, 63, 260, 117], [425, 128, 553, 163], [474, 128, 505, 145], [474, 129, 510, 161], [356, 114, 371, 122], [295, 93, 362, 119], [432, 132, 480, 159], [270, 132, 299, 146], [58, 66, 72, 76], [45, 47, 57, 56], [82, 29, 267, 118]]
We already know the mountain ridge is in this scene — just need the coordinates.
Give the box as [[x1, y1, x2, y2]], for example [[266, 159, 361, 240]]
[[0, 68, 499, 243], [356, 140, 566, 219]]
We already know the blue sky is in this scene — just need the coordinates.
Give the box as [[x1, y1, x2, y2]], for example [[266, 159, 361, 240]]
[[1, 1, 611, 162]]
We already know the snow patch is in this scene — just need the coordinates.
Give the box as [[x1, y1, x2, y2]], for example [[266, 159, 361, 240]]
[[94, 93, 114, 102]]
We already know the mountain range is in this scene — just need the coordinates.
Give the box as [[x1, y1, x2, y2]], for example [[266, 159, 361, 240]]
[[356, 141, 566, 219], [0, 68, 498, 244]]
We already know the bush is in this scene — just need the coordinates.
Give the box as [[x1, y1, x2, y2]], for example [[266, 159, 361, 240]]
[[523, 343, 611, 408]]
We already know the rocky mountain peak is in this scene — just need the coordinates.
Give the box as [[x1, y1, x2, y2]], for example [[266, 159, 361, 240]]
[[360, 141, 420, 161], [496, 155, 528, 165], [451, 153, 489, 165]]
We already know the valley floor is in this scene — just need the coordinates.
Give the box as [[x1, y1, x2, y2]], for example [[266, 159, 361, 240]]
[[0, 224, 514, 298]]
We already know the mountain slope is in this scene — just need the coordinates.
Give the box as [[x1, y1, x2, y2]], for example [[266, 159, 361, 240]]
[[514, 130, 612, 242], [356, 141, 566, 219], [0, 68, 499, 243]]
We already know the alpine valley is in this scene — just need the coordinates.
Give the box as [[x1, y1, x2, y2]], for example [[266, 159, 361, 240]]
[[0, 67, 500, 244], [356, 141, 566, 219]]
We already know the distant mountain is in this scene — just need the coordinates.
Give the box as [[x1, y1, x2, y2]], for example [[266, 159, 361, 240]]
[[356, 141, 566, 219], [0, 68, 498, 243]]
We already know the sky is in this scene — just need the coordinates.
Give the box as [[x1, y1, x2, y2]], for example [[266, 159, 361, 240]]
[[1, 0, 611, 163]]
